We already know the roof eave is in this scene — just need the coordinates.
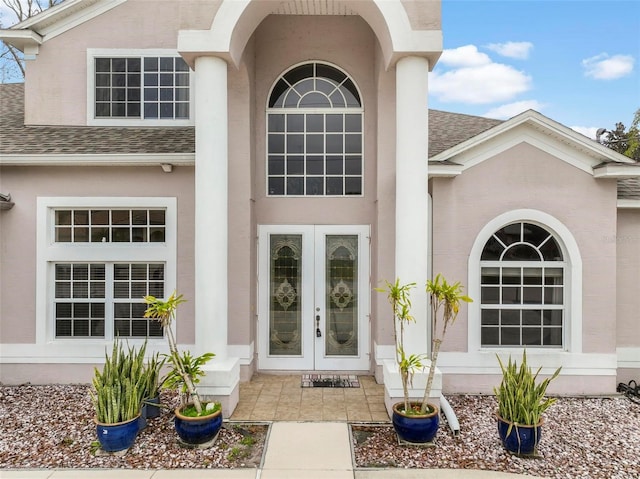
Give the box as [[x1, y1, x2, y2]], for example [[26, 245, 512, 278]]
[[431, 109, 636, 166], [0, 29, 43, 53], [593, 164, 640, 179]]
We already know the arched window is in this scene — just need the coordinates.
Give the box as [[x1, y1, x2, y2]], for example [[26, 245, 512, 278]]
[[266, 62, 363, 196], [480, 222, 566, 348]]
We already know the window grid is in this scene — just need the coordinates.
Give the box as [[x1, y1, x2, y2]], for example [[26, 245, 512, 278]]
[[54, 209, 166, 243], [54, 262, 164, 339], [95, 56, 189, 119], [113, 263, 164, 338], [480, 222, 565, 348], [267, 62, 363, 197], [54, 263, 106, 338]]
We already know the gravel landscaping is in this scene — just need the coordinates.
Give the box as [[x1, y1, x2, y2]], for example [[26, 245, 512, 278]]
[[1, 384, 638, 478], [0, 385, 267, 469], [352, 394, 640, 479]]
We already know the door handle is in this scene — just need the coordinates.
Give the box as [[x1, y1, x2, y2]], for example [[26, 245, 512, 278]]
[[316, 315, 322, 337]]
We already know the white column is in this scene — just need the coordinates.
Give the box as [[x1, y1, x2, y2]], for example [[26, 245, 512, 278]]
[[194, 55, 229, 359], [395, 55, 430, 357], [193, 55, 240, 415]]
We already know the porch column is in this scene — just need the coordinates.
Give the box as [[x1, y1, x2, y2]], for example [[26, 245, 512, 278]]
[[395, 55, 430, 356], [193, 54, 239, 415]]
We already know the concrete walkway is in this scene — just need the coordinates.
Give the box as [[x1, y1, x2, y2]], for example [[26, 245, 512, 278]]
[[1, 422, 543, 479]]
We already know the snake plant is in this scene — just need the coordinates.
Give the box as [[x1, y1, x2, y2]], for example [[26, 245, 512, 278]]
[[92, 338, 147, 424]]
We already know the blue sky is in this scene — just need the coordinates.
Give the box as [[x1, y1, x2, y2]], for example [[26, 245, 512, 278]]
[[430, 0, 640, 138]]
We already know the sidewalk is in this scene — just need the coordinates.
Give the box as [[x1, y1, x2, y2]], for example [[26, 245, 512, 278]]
[[0, 422, 542, 479]]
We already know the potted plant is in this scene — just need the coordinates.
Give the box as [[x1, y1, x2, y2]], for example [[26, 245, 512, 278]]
[[143, 291, 222, 446], [494, 350, 561, 456], [377, 274, 472, 444], [140, 350, 166, 425], [91, 339, 146, 452]]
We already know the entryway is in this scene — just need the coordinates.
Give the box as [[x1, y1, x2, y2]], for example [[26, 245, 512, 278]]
[[258, 225, 370, 371]]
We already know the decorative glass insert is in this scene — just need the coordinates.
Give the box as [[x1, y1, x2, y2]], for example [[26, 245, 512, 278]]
[[325, 235, 358, 356], [54, 209, 165, 243], [95, 56, 189, 119], [269, 235, 303, 355], [113, 263, 164, 337], [54, 263, 105, 337], [480, 223, 564, 347], [267, 62, 363, 196]]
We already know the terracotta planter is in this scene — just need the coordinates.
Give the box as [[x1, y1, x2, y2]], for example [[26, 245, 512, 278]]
[[174, 404, 223, 445], [95, 415, 140, 452], [495, 411, 544, 456], [392, 402, 440, 444]]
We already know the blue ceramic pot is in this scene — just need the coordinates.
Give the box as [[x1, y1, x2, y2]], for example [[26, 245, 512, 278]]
[[95, 415, 140, 452], [392, 402, 440, 444], [496, 412, 543, 456], [174, 404, 223, 445], [144, 395, 161, 419]]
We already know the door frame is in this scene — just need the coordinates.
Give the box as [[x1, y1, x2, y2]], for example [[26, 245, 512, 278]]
[[257, 224, 370, 371]]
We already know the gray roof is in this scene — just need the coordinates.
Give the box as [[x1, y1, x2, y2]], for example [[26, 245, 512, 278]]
[[0, 83, 194, 154], [1, 83, 638, 200]]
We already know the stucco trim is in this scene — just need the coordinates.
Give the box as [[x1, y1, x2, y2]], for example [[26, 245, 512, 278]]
[[618, 200, 640, 209], [617, 347, 640, 369], [594, 164, 640, 179], [0, 154, 195, 166], [467, 209, 583, 354], [35, 196, 178, 348], [438, 351, 616, 377]]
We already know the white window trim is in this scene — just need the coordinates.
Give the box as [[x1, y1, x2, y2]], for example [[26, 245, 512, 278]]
[[468, 209, 583, 354], [36, 197, 177, 349], [86, 49, 195, 126]]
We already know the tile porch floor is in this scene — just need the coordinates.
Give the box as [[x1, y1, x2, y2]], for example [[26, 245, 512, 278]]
[[230, 374, 390, 422]]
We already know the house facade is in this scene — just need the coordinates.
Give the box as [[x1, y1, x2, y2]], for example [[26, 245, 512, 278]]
[[1, 0, 638, 415]]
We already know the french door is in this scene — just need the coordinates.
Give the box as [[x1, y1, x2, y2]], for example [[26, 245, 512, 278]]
[[258, 225, 370, 370]]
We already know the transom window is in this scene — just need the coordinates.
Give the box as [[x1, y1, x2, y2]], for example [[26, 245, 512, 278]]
[[267, 62, 363, 196], [94, 56, 190, 119], [54, 209, 165, 243], [480, 222, 565, 348]]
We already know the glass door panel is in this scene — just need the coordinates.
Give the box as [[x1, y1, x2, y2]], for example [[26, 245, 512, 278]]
[[269, 235, 302, 356], [325, 235, 358, 356]]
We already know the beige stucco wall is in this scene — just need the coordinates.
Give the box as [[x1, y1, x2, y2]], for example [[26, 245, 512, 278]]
[[24, 0, 220, 125], [616, 208, 640, 383], [616, 208, 640, 347], [431, 142, 619, 356], [0, 165, 196, 345]]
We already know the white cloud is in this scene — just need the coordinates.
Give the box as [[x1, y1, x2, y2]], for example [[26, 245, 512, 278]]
[[570, 126, 600, 140], [582, 53, 635, 80], [438, 45, 492, 67], [430, 62, 532, 104], [486, 42, 534, 60], [483, 101, 545, 119]]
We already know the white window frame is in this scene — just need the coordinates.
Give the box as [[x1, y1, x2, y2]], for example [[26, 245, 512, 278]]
[[87, 49, 195, 127], [468, 209, 583, 354], [36, 197, 177, 346]]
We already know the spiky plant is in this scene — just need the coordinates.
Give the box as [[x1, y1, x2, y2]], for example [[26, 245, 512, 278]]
[[494, 350, 561, 433], [92, 338, 146, 424]]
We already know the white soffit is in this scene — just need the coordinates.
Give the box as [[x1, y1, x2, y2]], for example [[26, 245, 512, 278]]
[[430, 110, 635, 176]]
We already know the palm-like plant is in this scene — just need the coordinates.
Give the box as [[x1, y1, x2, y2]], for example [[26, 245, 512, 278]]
[[377, 274, 472, 415], [143, 291, 207, 414]]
